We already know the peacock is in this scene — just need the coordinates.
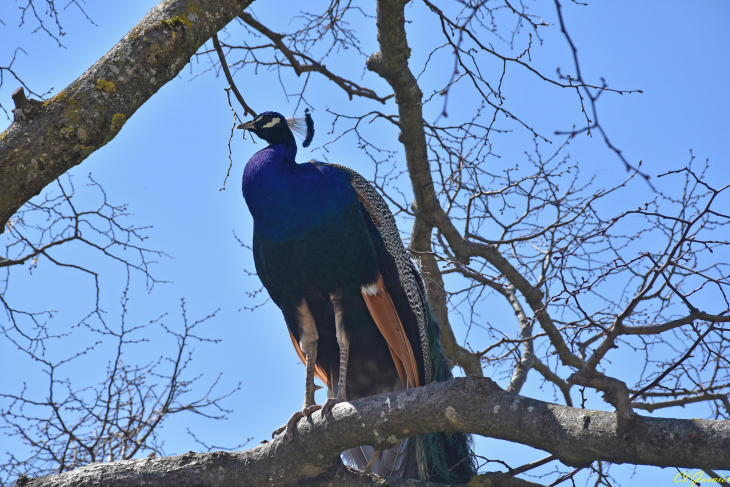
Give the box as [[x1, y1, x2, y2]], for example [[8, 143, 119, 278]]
[[238, 109, 476, 483]]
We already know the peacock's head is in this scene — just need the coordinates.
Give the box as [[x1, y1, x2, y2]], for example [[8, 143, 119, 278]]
[[237, 110, 314, 147]]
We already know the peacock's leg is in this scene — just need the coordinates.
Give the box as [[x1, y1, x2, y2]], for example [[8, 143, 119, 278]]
[[322, 291, 349, 416], [301, 345, 322, 414], [273, 300, 322, 442]]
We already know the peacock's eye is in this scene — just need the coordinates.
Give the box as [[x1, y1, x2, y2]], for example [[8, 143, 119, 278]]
[[261, 115, 272, 124]]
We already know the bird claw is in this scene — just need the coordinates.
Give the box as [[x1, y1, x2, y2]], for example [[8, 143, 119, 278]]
[[272, 411, 303, 442], [272, 405, 323, 442], [320, 397, 342, 417], [302, 404, 323, 416]]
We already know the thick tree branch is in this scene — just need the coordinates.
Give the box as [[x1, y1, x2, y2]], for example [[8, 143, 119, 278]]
[[367, 0, 582, 373], [0, 0, 256, 228], [368, 0, 487, 377], [504, 284, 536, 394], [19, 377, 730, 487], [366, 0, 436, 227]]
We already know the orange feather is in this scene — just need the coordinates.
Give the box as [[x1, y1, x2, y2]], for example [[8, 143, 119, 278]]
[[361, 274, 420, 388]]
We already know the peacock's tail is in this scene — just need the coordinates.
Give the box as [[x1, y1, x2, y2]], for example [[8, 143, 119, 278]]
[[408, 302, 476, 484], [344, 303, 477, 483]]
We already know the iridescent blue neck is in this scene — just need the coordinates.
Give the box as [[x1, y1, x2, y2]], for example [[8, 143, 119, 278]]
[[241, 139, 351, 242], [241, 136, 297, 195], [242, 141, 298, 238], [254, 128, 298, 156], [266, 138, 297, 163], [242, 143, 295, 196]]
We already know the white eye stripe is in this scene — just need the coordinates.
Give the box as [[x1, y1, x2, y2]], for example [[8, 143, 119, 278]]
[[263, 117, 280, 128]]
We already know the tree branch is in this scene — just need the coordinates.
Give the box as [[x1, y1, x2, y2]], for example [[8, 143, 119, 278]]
[[532, 358, 573, 407], [411, 219, 483, 376], [367, 0, 583, 374], [211, 33, 256, 117], [504, 284, 536, 394], [633, 393, 730, 415], [0, 0, 257, 228], [238, 12, 392, 103], [629, 326, 715, 401], [19, 377, 730, 487]]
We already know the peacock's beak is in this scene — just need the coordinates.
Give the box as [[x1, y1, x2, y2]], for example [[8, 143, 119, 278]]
[[237, 121, 256, 130]]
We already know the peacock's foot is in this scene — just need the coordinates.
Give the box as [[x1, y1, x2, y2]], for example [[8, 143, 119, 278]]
[[272, 411, 303, 442], [302, 403, 323, 416], [272, 405, 323, 443], [320, 397, 343, 417]]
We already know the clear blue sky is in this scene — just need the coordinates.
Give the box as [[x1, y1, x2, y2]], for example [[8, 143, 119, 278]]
[[1, 0, 728, 484]]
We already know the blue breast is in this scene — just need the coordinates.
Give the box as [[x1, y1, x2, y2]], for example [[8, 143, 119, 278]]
[[242, 144, 357, 242]]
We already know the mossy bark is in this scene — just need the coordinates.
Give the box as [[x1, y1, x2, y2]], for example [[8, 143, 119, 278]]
[[0, 0, 256, 228]]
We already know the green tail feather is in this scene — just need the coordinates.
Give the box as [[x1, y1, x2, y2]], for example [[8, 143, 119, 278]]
[[407, 303, 477, 484]]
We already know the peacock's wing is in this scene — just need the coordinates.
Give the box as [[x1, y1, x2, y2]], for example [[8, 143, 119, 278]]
[[315, 161, 433, 386], [313, 161, 476, 484]]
